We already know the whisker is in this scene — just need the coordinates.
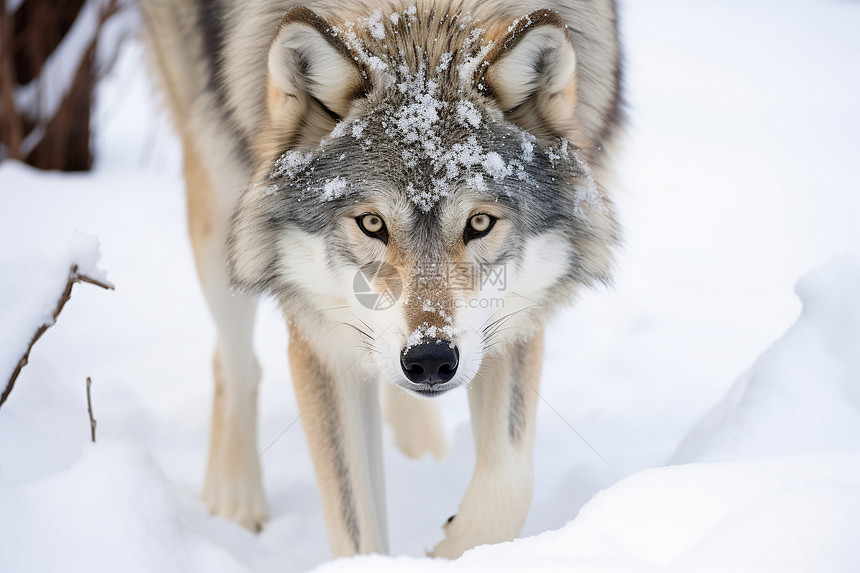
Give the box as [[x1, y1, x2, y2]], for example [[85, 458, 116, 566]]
[[477, 303, 515, 332], [481, 340, 503, 353], [342, 322, 374, 340], [319, 305, 351, 313], [356, 317, 378, 334], [482, 304, 537, 336], [508, 291, 549, 310]]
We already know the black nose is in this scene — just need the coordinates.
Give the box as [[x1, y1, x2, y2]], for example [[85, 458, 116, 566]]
[[400, 340, 459, 385]]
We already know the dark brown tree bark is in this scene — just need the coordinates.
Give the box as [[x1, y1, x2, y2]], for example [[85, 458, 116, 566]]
[[0, 0, 120, 171]]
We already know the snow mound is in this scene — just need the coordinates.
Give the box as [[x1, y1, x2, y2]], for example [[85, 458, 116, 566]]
[[313, 452, 860, 572], [673, 255, 860, 463], [0, 440, 246, 573]]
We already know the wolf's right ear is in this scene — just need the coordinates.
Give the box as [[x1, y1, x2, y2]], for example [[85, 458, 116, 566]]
[[266, 7, 370, 139]]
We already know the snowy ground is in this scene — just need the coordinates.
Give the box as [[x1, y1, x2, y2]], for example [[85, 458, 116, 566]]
[[2, 0, 860, 571]]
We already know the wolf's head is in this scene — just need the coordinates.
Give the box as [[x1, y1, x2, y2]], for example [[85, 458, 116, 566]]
[[230, 4, 618, 396]]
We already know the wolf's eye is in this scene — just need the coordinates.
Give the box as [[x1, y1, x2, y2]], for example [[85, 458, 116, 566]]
[[464, 213, 496, 243], [356, 213, 388, 244]]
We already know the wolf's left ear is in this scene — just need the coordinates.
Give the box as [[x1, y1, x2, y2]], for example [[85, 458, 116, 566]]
[[477, 10, 578, 140], [266, 7, 370, 140]]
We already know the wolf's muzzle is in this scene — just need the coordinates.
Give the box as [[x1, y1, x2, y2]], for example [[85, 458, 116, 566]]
[[400, 340, 459, 391]]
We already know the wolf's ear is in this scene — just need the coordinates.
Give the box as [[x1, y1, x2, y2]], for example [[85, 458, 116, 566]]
[[266, 7, 370, 140], [478, 10, 578, 140]]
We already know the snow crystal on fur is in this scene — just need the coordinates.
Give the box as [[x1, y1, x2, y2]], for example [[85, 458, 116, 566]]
[[405, 322, 459, 349], [456, 100, 481, 128], [321, 177, 349, 201], [271, 150, 313, 179]]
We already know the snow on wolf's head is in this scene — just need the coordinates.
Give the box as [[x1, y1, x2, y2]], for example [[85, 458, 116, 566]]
[[230, 4, 618, 396]]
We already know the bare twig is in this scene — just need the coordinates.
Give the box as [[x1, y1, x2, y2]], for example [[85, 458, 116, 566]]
[[86, 376, 97, 442], [0, 264, 114, 410]]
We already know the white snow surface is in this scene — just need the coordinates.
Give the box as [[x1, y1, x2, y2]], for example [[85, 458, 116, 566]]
[[2, 1, 860, 571], [673, 255, 860, 464]]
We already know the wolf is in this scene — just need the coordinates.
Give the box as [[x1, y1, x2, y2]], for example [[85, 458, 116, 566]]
[[139, 0, 621, 559]]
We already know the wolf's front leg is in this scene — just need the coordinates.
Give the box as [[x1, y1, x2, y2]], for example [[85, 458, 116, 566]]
[[431, 331, 544, 559], [184, 145, 267, 531], [288, 327, 389, 557], [383, 383, 449, 460]]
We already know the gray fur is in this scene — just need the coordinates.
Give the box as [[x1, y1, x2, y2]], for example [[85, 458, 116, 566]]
[[508, 343, 527, 443], [243, 104, 617, 321], [308, 351, 361, 552], [508, 362, 526, 444]]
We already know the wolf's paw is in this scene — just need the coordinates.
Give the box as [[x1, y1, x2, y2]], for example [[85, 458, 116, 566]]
[[203, 472, 268, 532], [393, 423, 449, 460], [428, 514, 475, 559], [428, 470, 532, 558]]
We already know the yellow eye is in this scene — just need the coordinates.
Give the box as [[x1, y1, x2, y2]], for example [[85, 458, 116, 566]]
[[356, 213, 388, 243], [469, 214, 491, 232], [361, 214, 384, 233], [464, 213, 497, 244]]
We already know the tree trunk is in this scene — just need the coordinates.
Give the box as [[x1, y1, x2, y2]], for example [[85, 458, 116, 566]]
[[0, 0, 120, 171]]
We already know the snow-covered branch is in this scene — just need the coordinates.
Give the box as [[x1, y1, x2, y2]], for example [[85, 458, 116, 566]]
[[0, 264, 113, 410]]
